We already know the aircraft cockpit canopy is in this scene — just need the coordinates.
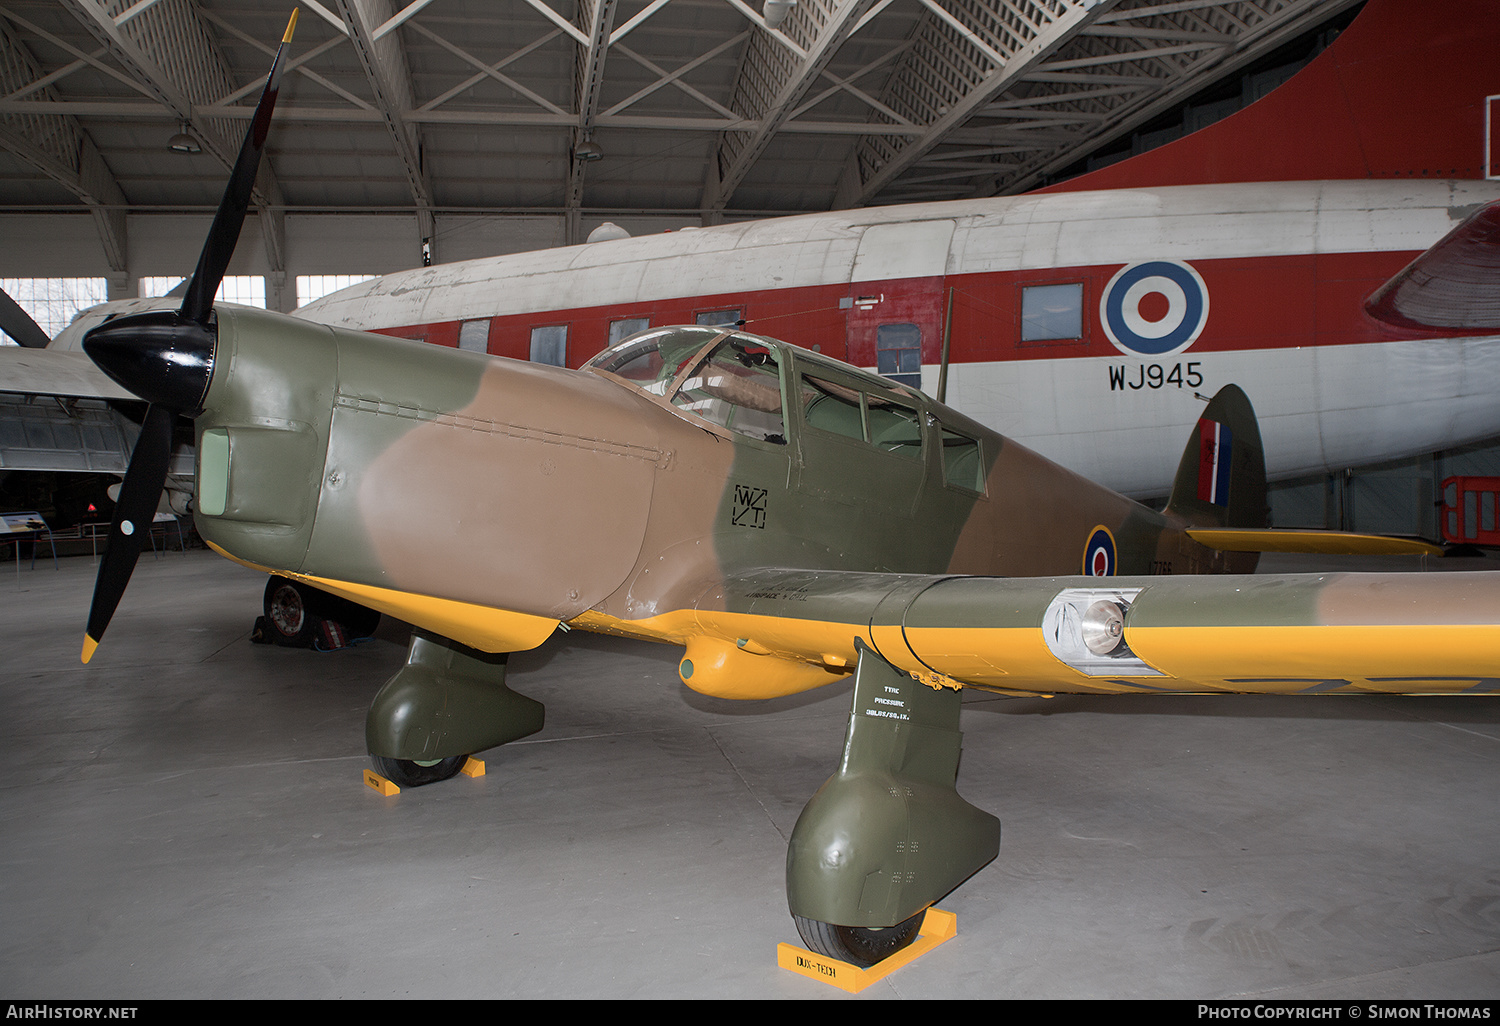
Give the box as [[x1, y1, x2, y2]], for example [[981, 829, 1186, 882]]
[[584, 325, 788, 445]]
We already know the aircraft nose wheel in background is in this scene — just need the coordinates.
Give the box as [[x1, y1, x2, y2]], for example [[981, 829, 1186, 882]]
[[792, 910, 926, 967], [260, 575, 381, 648], [264, 576, 318, 646]]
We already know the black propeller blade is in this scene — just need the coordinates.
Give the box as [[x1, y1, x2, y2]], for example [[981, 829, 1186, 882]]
[[178, 11, 295, 327], [0, 286, 53, 348], [80, 9, 298, 663], [81, 405, 175, 663]]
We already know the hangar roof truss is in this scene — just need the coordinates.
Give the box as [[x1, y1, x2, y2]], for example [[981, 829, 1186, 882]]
[[0, 0, 1359, 256]]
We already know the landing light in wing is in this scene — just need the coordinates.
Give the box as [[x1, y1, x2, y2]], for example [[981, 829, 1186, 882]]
[[1042, 588, 1159, 677]]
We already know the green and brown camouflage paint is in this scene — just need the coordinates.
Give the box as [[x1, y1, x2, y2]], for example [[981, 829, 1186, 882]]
[[191, 313, 1500, 701]]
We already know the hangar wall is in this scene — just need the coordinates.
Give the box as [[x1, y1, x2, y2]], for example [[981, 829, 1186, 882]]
[[1270, 445, 1500, 539], [0, 211, 704, 311]]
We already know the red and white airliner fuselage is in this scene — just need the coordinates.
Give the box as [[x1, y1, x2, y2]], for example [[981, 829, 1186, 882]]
[[294, 178, 1500, 499]]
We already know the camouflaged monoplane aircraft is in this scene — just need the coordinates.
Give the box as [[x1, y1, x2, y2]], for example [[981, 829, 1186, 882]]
[[75, 14, 1500, 967]]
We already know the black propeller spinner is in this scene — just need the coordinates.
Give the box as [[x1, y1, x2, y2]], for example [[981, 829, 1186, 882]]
[[80, 10, 299, 663]]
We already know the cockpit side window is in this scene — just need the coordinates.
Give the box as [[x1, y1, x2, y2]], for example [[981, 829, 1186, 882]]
[[797, 368, 923, 460], [799, 375, 865, 442], [865, 394, 922, 458], [670, 338, 786, 445], [939, 424, 984, 492], [587, 328, 720, 396], [584, 327, 788, 445]]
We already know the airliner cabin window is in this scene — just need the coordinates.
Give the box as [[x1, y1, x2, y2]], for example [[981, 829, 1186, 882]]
[[696, 309, 741, 327], [876, 323, 922, 388], [1020, 283, 1083, 342], [458, 318, 489, 353], [529, 325, 568, 366], [609, 316, 651, 345]]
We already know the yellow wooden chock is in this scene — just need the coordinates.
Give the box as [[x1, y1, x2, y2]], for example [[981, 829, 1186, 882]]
[[363, 768, 399, 795], [777, 908, 957, 993]]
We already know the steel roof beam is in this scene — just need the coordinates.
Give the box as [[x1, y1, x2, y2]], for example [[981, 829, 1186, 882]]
[[707, 0, 880, 212], [841, 0, 1355, 206], [972, 0, 1363, 196], [57, 0, 288, 272], [565, 0, 619, 244], [412, 28, 565, 114], [785, 39, 917, 126], [0, 99, 966, 136], [0, 16, 127, 271], [332, 0, 437, 261], [602, 32, 749, 119], [406, 20, 568, 115], [836, 0, 1121, 209], [202, 13, 372, 111], [0, 0, 1368, 226]]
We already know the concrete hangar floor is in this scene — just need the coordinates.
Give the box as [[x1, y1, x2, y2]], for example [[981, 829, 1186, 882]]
[[2, 549, 1498, 1000]]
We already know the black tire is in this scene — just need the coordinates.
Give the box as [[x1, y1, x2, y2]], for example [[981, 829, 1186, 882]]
[[263, 575, 381, 647], [792, 910, 925, 967], [370, 754, 467, 787], [263, 575, 321, 646]]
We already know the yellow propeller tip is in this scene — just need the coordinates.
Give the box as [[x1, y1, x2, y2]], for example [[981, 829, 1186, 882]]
[[284, 8, 299, 43], [81, 635, 98, 664]]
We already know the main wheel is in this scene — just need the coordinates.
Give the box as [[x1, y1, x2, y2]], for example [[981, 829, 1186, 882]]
[[370, 754, 467, 787], [792, 910, 925, 967], [263, 575, 320, 646], [263, 575, 381, 647]]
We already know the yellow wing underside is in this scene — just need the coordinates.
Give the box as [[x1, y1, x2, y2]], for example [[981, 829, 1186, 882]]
[[212, 545, 1500, 701]]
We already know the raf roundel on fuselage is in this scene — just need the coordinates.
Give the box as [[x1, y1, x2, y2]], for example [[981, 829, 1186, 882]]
[[1099, 259, 1210, 358]]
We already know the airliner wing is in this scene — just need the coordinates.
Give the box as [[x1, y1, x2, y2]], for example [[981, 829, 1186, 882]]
[[0, 345, 136, 401], [0, 297, 233, 487], [691, 568, 1500, 697], [1365, 199, 1500, 331]]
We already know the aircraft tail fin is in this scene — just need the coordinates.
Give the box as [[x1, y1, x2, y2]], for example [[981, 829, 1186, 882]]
[[1163, 384, 1268, 530]]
